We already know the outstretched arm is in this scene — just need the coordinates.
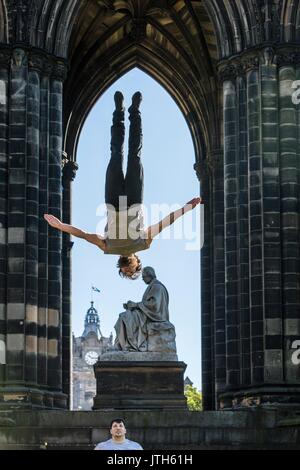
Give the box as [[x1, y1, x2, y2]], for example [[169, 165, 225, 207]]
[[145, 197, 203, 243], [44, 214, 106, 251]]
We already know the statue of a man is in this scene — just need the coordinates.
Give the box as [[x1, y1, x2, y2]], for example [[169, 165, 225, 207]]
[[114, 266, 175, 352]]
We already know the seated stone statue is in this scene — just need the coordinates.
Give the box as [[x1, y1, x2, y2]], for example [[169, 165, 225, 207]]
[[114, 266, 177, 354]]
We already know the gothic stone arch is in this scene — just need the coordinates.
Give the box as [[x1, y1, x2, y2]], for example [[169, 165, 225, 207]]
[[0, 0, 300, 411]]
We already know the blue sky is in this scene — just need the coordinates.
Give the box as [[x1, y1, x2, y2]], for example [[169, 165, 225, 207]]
[[72, 68, 202, 390]]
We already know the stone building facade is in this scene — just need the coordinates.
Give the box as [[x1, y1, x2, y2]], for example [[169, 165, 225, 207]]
[[72, 301, 112, 410]]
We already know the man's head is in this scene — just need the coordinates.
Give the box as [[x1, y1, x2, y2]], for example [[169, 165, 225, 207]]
[[142, 266, 156, 284], [110, 418, 126, 441], [117, 254, 142, 280]]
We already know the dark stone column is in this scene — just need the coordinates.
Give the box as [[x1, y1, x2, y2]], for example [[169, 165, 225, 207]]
[[46, 76, 62, 398], [217, 47, 300, 408], [237, 73, 251, 388], [223, 77, 240, 389], [25, 66, 40, 385], [277, 56, 300, 385], [0, 50, 10, 383], [196, 151, 225, 411], [209, 151, 226, 410], [38, 71, 50, 389], [0, 47, 68, 409], [6, 48, 28, 388], [195, 160, 215, 410], [46, 63, 68, 409], [62, 156, 78, 409]]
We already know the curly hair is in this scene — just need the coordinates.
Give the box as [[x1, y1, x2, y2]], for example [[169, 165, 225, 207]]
[[117, 254, 142, 280]]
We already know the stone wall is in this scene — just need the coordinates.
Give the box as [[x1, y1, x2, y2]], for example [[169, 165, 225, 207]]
[[0, 409, 300, 450]]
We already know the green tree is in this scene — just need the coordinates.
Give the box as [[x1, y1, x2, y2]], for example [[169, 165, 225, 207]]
[[184, 385, 202, 411]]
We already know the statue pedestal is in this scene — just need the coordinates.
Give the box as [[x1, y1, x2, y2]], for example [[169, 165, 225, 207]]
[[93, 359, 187, 410]]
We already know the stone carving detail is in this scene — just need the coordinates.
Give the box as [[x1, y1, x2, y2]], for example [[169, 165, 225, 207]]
[[271, 0, 283, 41], [218, 44, 300, 82], [0, 47, 68, 77], [194, 149, 222, 179], [7, 0, 26, 42], [253, 0, 282, 43], [43, 60, 53, 76], [194, 160, 210, 181], [207, 149, 223, 172], [242, 56, 260, 72], [218, 63, 237, 82], [52, 61, 68, 81], [275, 51, 300, 67], [0, 50, 12, 67], [62, 157, 79, 182], [129, 18, 147, 40], [262, 47, 275, 66], [218, 54, 260, 81], [252, 0, 264, 44], [28, 51, 64, 77], [28, 53, 44, 73], [11, 47, 27, 67]]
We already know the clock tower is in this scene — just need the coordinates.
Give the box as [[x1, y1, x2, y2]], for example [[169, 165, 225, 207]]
[[72, 301, 112, 410]]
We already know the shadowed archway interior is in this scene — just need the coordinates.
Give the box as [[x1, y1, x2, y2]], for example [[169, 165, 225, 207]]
[[62, 0, 220, 410]]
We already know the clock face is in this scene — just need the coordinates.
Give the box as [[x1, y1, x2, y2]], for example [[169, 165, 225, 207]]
[[84, 350, 98, 365]]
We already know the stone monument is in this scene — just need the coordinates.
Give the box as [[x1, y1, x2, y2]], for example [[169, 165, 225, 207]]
[[93, 267, 187, 410]]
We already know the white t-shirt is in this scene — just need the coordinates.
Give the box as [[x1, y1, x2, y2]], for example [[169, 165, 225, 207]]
[[94, 438, 143, 450]]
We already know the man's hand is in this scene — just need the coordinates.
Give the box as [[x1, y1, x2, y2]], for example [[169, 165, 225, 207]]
[[185, 197, 203, 209], [44, 214, 63, 230], [126, 301, 137, 310]]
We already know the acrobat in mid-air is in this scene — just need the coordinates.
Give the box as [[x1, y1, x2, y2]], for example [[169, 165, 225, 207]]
[[44, 91, 202, 279]]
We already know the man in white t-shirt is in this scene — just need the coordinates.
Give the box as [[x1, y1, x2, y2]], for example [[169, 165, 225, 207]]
[[94, 418, 143, 450]]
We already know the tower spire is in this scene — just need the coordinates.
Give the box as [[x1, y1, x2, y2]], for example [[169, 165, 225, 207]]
[[82, 301, 102, 338]]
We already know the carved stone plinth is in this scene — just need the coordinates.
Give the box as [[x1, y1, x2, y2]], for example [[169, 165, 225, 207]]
[[93, 360, 187, 410]]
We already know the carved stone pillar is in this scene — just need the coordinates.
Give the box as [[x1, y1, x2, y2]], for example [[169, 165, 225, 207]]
[[0, 46, 68, 409], [0, 49, 10, 383], [217, 46, 300, 408], [208, 150, 225, 410], [194, 159, 213, 410], [62, 156, 78, 409]]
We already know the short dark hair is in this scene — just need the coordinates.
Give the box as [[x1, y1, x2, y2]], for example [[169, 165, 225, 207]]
[[110, 418, 125, 429], [117, 254, 142, 280]]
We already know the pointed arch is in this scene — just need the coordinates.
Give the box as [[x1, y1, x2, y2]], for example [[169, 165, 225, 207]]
[[64, 44, 209, 169], [62, 2, 222, 168]]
